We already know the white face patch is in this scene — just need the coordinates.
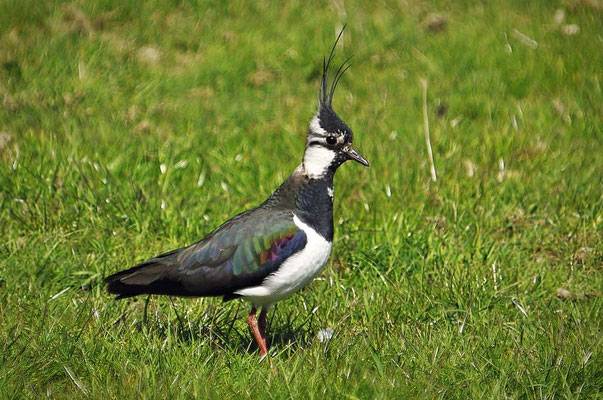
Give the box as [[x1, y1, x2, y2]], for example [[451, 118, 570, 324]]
[[303, 146, 336, 178], [309, 115, 327, 136]]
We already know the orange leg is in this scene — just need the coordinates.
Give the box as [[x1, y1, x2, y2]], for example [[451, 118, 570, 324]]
[[247, 306, 267, 356]]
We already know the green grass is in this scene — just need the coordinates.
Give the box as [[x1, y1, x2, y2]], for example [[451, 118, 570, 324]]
[[1, 0, 602, 398]]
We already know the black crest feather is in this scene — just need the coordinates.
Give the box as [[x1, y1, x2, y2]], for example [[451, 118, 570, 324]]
[[319, 25, 352, 110]]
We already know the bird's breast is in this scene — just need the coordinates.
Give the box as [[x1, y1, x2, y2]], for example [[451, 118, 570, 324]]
[[235, 214, 332, 306]]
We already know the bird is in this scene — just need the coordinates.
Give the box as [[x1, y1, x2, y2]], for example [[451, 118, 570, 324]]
[[104, 27, 368, 356]]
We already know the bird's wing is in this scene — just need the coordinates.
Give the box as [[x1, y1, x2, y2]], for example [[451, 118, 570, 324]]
[[106, 209, 307, 298], [176, 210, 307, 295]]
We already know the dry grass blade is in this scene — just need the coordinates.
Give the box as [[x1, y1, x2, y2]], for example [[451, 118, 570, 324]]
[[421, 79, 437, 182]]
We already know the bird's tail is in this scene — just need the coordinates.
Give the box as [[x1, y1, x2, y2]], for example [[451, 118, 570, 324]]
[[105, 248, 190, 299]]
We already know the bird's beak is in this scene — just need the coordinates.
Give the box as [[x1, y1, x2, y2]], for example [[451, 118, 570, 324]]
[[345, 146, 370, 167]]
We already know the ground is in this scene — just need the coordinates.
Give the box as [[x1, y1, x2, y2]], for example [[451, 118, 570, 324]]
[[0, 0, 601, 398]]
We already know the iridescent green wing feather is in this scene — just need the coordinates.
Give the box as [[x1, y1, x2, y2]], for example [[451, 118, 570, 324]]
[[176, 211, 307, 292]]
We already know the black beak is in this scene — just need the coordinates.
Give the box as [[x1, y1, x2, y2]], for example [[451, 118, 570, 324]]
[[345, 146, 370, 167]]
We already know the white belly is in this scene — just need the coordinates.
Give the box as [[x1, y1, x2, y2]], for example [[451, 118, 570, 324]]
[[235, 215, 332, 307]]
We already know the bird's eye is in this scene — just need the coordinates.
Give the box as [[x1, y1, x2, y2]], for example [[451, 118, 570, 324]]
[[326, 135, 337, 145]]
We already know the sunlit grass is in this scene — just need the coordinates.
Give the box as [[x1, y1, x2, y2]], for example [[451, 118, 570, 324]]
[[1, 0, 601, 398]]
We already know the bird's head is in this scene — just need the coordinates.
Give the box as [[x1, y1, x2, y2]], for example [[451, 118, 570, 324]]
[[302, 28, 369, 178]]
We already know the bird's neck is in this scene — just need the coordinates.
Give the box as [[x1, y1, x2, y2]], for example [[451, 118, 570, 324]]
[[262, 166, 335, 241]]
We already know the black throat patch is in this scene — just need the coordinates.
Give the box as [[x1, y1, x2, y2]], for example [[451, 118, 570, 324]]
[[261, 170, 334, 242]]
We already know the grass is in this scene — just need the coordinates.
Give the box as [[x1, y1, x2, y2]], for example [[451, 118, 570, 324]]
[[1, 0, 601, 398]]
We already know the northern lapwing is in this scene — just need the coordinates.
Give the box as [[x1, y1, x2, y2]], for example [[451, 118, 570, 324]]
[[105, 28, 368, 356]]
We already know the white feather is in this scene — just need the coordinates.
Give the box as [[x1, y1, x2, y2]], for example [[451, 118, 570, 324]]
[[235, 215, 332, 307], [303, 146, 336, 177], [309, 115, 327, 136]]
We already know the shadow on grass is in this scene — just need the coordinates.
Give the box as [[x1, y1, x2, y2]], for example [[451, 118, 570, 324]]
[[112, 296, 317, 356]]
